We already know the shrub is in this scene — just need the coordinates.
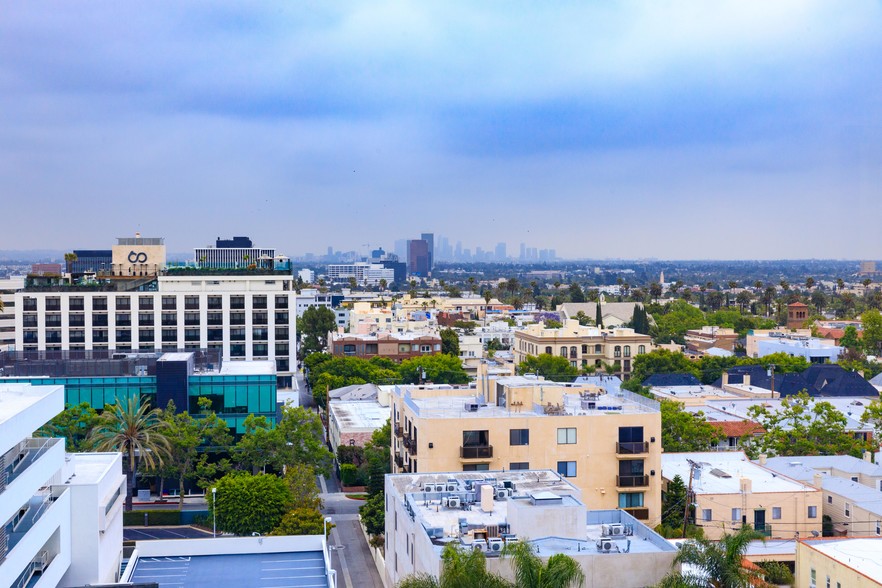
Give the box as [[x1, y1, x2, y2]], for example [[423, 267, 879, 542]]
[[757, 560, 794, 585], [340, 463, 360, 486], [123, 509, 182, 526]]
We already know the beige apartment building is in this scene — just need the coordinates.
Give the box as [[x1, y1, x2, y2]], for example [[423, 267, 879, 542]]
[[796, 537, 882, 588], [390, 375, 662, 525], [514, 320, 653, 380], [662, 452, 822, 541], [329, 330, 441, 362]]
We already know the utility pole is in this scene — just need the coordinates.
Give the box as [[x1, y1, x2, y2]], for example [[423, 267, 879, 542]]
[[683, 459, 698, 538], [767, 363, 776, 398]]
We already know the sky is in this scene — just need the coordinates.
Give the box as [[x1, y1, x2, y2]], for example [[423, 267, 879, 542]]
[[1, 1, 881, 260]]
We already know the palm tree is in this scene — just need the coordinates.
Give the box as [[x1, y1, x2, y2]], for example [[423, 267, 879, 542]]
[[398, 543, 513, 588], [503, 541, 585, 588], [655, 526, 765, 588], [88, 397, 171, 511]]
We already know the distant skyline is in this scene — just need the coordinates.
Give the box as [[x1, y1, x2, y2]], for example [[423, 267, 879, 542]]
[[1, 2, 881, 259]]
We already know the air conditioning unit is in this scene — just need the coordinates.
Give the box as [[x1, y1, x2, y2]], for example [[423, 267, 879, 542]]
[[446, 482, 459, 492], [472, 539, 488, 552], [602, 523, 625, 537], [501, 534, 519, 544], [495, 488, 509, 500], [464, 402, 479, 412], [488, 538, 504, 552], [446, 496, 461, 508], [423, 483, 437, 493], [596, 539, 615, 553]]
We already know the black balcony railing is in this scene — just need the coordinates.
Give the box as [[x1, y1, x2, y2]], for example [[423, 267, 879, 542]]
[[616, 441, 649, 455], [624, 507, 649, 520], [616, 475, 650, 488], [394, 426, 404, 438], [460, 445, 493, 459], [394, 455, 405, 469]]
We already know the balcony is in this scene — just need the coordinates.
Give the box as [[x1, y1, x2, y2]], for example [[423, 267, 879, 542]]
[[616, 475, 650, 488], [6, 487, 67, 556], [460, 445, 493, 459], [1, 438, 65, 497], [623, 507, 649, 520], [394, 425, 404, 438], [394, 455, 405, 469], [616, 442, 649, 455], [403, 437, 417, 455], [754, 523, 772, 537]]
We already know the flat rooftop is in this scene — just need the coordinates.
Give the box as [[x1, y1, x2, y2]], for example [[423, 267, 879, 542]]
[[662, 452, 817, 495], [128, 551, 328, 587], [649, 385, 739, 401], [329, 400, 389, 430], [217, 360, 276, 376], [803, 538, 882, 581], [66, 452, 119, 485], [0, 383, 62, 426], [762, 455, 882, 478], [705, 397, 874, 431]]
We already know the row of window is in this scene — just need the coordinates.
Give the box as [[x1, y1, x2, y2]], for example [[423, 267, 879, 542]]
[[517, 341, 647, 357], [22, 295, 290, 312], [700, 506, 816, 522]]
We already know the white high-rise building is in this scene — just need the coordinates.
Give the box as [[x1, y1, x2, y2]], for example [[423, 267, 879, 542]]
[[0, 383, 124, 587], [0, 277, 25, 352]]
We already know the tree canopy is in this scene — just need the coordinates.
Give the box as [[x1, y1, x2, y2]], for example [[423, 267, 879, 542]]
[[210, 472, 293, 536], [441, 328, 460, 357], [517, 354, 580, 382], [660, 400, 724, 453], [299, 305, 337, 358]]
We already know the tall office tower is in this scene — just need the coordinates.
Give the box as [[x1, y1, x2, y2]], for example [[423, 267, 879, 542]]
[[519, 243, 526, 261], [420, 233, 434, 270], [394, 239, 408, 260], [407, 239, 430, 276], [454, 241, 462, 261], [438, 236, 450, 262], [495, 242, 506, 261]]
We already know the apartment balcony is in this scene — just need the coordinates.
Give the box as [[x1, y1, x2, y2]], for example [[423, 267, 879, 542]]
[[460, 445, 493, 460], [1, 488, 70, 586], [616, 475, 650, 488], [0, 439, 65, 502], [394, 425, 404, 438], [616, 442, 649, 455], [394, 455, 405, 469], [403, 437, 417, 455], [622, 507, 649, 521], [753, 523, 772, 538]]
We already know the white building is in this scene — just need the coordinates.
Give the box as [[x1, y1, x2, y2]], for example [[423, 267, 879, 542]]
[[14, 272, 297, 388], [0, 277, 24, 352], [0, 383, 124, 587], [326, 262, 394, 286], [384, 470, 678, 588], [297, 268, 316, 284], [295, 289, 336, 318]]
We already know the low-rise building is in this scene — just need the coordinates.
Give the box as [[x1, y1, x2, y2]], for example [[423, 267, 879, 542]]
[[661, 452, 822, 541], [328, 399, 390, 455], [514, 320, 653, 380], [329, 330, 442, 362], [558, 302, 649, 329], [746, 330, 842, 363], [391, 375, 662, 525], [761, 454, 882, 492], [384, 470, 678, 588], [796, 537, 882, 588], [685, 326, 739, 353]]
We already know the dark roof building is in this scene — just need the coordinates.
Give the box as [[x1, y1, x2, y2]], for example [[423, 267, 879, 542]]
[[642, 373, 701, 387], [715, 364, 877, 397]]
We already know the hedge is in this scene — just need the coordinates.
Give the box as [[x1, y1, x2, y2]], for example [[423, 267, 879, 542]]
[[123, 509, 182, 526]]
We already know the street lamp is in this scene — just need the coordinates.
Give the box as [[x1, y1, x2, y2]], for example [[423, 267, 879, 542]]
[[211, 487, 217, 538]]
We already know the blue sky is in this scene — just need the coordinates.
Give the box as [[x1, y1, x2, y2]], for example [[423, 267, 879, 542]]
[[1, 1, 880, 259]]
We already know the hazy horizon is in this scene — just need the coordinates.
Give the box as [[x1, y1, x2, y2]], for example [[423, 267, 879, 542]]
[[2, 2, 881, 258]]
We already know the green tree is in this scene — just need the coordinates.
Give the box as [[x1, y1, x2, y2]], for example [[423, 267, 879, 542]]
[[276, 404, 334, 476], [299, 306, 337, 358], [160, 399, 232, 507], [503, 541, 585, 588], [661, 474, 688, 531], [36, 402, 100, 451], [359, 493, 386, 537], [235, 414, 287, 474], [860, 397, 882, 452], [398, 542, 514, 588], [862, 309, 882, 355], [441, 328, 460, 357], [568, 282, 586, 303], [573, 311, 593, 326], [595, 300, 603, 328], [660, 400, 724, 453], [655, 526, 766, 588], [744, 391, 869, 458], [517, 354, 580, 382], [210, 472, 293, 536], [398, 354, 470, 385], [629, 349, 701, 384], [653, 301, 706, 345], [270, 507, 331, 536], [88, 398, 171, 511]]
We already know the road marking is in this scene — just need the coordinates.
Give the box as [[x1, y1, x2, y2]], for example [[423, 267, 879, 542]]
[[330, 527, 354, 588]]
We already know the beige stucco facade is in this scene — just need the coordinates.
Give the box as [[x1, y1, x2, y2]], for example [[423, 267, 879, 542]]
[[390, 376, 663, 526], [514, 320, 653, 380], [796, 538, 882, 588], [111, 235, 166, 277]]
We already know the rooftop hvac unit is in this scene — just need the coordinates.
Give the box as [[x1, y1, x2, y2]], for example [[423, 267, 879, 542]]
[[446, 496, 461, 508], [446, 482, 459, 492], [501, 533, 519, 543], [495, 488, 509, 500], [472, 539, 488, 552], [602, 523, 625, 537], [596, 539, 616, 553], [423, 483, 438, 493], [464, 402, 480, 412], [488, 538, 504, 552]]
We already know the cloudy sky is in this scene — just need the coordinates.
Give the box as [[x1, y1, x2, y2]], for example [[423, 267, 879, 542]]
[[1, 1, 880, 259]]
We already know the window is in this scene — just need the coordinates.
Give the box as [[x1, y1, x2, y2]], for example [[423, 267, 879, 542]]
[[702, 509, 712, 522], [638, 345, 646, 354], [462, 430, 489, 447], [808, 506, 818, 519], [139, 296, 154, 310], [826, 576, 830, 588], [420, 345, 431, 352], [851, 476, 859, 482], [623, 345, 631, 357], [772, 507, 781, 520], [570, 346, 577, 358], [581, 345, 588, 354], [462, 463, 490, 471], [594, 344, 602, 353], [560, 346, 568, 358], [845, 503, 851, 518], [509, 462, 530, 470], [614, 345, 622, 358], [343, 344, 356, 356], [161, 296, 177, 310], [877, 520, 881, 536], [557, 428, 576, 444], [545, 346, 552, 354], [810, 569, 816, 588], [828, 495, 833, 504], [618, 492, 644, 508], [509, 429, 529, 446], [557, 461, 577, 477], [731, 508, 742, 522]]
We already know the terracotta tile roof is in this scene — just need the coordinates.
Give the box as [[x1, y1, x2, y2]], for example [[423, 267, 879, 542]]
[[711, 420, 765, 437]]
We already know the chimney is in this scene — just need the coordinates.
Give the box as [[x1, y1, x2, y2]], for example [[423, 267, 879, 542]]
[[813, 473, 824, 489], [722, 371, 729, 387], [758, 454, 767, 466], [739, 478, 752, 494], [480, 484, 494, 513], [743, 374, 751, 387], [864, 450, 873, 463]]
